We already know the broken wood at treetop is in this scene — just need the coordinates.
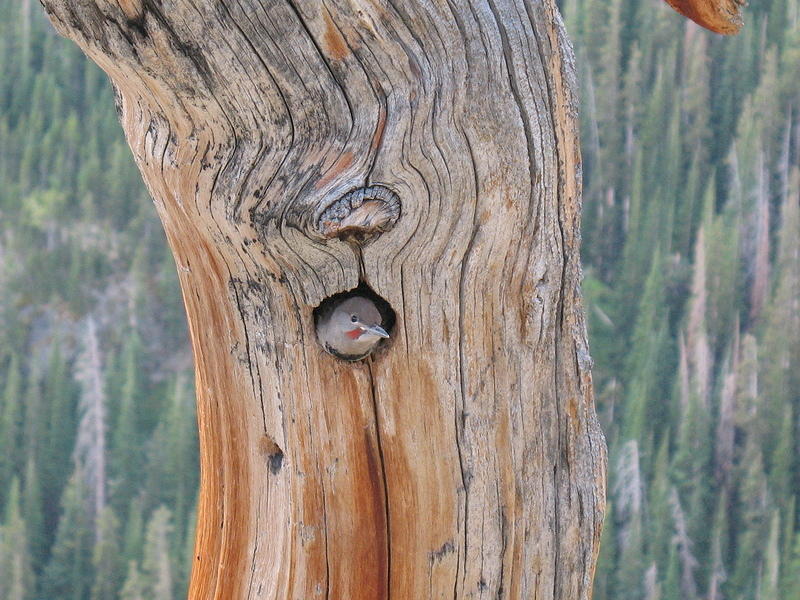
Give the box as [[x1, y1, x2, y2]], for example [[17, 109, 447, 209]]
[[662, 0, 745, 34]]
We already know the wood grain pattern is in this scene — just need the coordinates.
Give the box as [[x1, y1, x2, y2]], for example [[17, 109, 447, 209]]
[[39, 1, 607, 598]]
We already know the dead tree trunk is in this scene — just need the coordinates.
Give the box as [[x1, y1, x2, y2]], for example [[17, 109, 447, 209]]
[[39, 0, 744, 597], [40, 1, 609, 598]]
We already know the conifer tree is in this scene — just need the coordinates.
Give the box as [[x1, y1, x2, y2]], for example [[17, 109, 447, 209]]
[[178, 497, 198, 596], [668, 487, 699, 599], [119, 560, 145, 600], [760, 171, 800, 462], [21, 456, 44, 569], [727, 437, 770, 597], [671, 379, 713, 582], [769, 405, 795, 510], [21, 366, 43, 471], [0, 478, 35, 600], [42, 340, 77, 538], [781, 532, 800, 598], [662, 544, 682, 600], [682, 24, 712, 170], [142, 506, 175, 600], [90, 506, 124, 600], [612, 440, 646, 600], [647, 434, 673, 573], [761, 509, 782, 600], [706, 492, 730, 600], [621, 248, 672, 448], [714, 324, 739, 489], [705, 205, 742, 351], [40, 471, 93, 600], [155, 374, 197, 529], [122, 495, 145, 564], [0, 355, 23, 509], [643, 563, 661, 600], [109, 332, 145, 510]]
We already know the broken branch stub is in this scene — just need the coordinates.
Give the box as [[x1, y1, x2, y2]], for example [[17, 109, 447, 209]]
[[662, 0, 745, 34], [315, 185, 401, 245]]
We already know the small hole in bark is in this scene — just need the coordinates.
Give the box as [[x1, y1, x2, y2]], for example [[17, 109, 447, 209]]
[[313, 283, 396, 362], [259, 435, 284, 474], [268, 450, 284, 475]]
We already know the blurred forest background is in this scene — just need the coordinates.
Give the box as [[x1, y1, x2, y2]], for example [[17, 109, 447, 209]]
[[0, 0, 798, 598]]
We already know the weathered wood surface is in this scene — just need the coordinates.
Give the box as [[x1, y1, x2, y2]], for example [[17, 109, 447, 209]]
[[40, 1, 607, 598]]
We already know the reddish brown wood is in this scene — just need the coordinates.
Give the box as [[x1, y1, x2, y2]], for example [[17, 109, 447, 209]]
[[663, 0, 745, 34]]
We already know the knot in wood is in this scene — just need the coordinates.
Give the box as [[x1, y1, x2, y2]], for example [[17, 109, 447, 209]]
[[316, 185, 400, 245]]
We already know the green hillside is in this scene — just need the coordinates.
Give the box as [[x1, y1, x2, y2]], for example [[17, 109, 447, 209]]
[[564, 0, 800, 598], [0, 2, 195, 597], [0, 1, 797, 598]]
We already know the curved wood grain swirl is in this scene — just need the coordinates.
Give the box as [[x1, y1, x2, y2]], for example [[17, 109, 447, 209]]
[[40, 1, 607, 598]]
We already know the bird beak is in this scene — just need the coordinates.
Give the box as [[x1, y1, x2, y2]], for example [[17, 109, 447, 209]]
[[364, 324, 390, 338]]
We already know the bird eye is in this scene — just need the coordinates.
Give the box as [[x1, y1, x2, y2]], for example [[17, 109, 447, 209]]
[[351, 314, 358, 322]]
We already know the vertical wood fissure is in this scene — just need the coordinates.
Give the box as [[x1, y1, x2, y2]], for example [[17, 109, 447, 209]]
[[367, 362, 392, 600]]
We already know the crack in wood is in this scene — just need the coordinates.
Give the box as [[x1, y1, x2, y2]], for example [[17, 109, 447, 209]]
[[367, 362, 392, 600]]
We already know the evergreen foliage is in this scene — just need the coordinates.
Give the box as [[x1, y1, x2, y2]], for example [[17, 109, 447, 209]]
[[563, 0, 800, 596], [0, 0, 797, 597], [0, 1, 195, 596]]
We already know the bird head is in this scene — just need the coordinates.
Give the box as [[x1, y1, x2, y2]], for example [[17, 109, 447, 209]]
[[317, 295, 390, 361]]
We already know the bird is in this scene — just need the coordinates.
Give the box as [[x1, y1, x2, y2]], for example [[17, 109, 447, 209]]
[[316, 295, 390, 361]]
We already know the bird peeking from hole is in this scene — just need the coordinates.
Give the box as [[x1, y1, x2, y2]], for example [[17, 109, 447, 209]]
[[316, 296, 390, 361]]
